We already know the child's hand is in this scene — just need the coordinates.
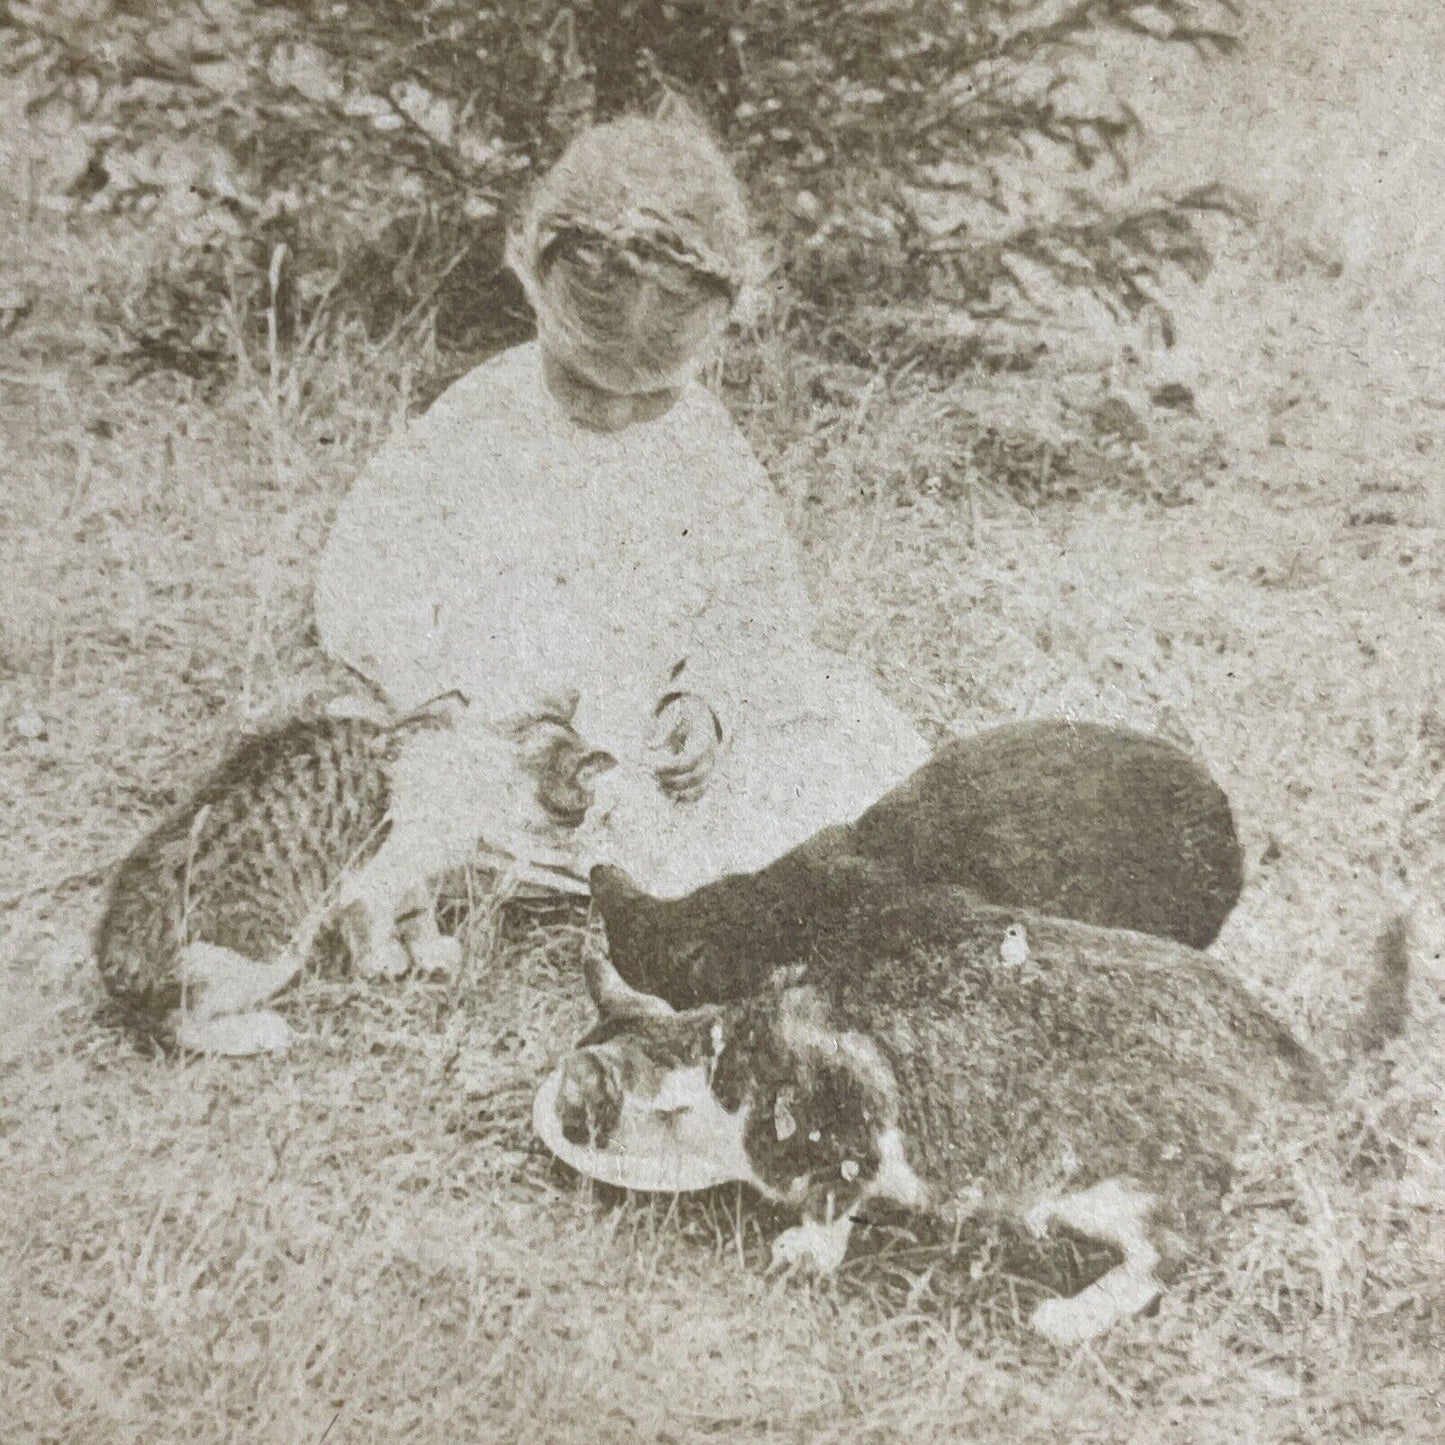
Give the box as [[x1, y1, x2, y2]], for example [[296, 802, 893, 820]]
[[648, 692, 722, 802]]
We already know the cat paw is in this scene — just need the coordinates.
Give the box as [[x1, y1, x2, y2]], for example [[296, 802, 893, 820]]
[[1029, 1272, 1162, 1348], [178, 943, 301, 1020], [769, 1215, 854, 1276], [355, 937, 413, 981], [176, 1009, 293, 1057], [409, 933, 463, 981]]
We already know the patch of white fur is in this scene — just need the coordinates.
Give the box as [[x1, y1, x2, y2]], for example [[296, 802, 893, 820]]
[[872, 1126, 928, 1209], [1031, 1269, 1163, 1348], [774, 993, 901, 1108], [180, 941, 301, 1020], [533, 1060, 762, 1195], [648, 1062, 715, 1115], [1025, 1178, 1163, 1347], [405, 931, 463, 981], [173, 942, 302, 1055], [175, 1010, 293, 1056], [770, 1209, 854, 1275]]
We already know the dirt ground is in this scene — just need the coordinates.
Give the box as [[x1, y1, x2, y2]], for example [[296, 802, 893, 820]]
[[2, 5, 1443, 1442]]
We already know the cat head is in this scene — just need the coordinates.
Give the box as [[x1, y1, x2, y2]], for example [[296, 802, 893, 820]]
[[588, 845, 881, 1009], [534, 1003, 756, 1194], [533, 952, 907, 1217]]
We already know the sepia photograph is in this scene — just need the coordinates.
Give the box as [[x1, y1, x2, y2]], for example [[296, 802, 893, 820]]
[[0, 1, 1441, 1439]]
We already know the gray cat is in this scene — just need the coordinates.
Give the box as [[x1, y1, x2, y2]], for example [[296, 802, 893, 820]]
[[97, 694, 615, 1055]]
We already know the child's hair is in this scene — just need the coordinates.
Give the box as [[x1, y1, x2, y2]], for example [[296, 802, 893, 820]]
[[507, 103, 756, 395]]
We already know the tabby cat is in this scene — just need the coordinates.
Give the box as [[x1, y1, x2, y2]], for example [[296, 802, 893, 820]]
[[96, 694, 614, 1055]]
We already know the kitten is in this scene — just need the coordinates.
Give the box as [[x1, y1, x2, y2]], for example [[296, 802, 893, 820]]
[[96, 696, 614, 1055]]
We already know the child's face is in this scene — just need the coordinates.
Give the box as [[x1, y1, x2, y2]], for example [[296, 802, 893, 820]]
[[532, 233, 733, 427]]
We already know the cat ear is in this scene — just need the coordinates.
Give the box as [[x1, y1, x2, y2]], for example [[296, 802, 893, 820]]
[[654, 89, 706, 133], [589, 863, 643, 912], [583, 943, 675, 1021]]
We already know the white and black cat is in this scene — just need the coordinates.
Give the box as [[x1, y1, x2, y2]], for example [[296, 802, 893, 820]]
[[537, 888, 1410, 1346]]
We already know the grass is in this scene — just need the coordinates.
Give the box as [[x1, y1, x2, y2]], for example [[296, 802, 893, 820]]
[[3, 155, 1445, 1442]]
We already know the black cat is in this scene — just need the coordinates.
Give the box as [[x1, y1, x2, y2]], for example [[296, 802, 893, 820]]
[[591, 720, 1244, 1009]]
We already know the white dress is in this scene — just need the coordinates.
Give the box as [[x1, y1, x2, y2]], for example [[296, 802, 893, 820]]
[[314, 341, 929, 897]]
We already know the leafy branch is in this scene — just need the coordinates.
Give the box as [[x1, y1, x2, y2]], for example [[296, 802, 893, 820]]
[[1, 0, 1244, 377]]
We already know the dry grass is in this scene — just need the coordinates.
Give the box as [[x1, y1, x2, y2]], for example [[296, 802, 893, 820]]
[[4, 146, 1445, 1445]]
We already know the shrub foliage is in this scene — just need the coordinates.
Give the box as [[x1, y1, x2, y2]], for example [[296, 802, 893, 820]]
[[1, 0, 1240, 375]]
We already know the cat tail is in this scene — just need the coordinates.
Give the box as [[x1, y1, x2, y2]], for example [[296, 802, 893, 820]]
[[1350, 912, 1412, 1058]]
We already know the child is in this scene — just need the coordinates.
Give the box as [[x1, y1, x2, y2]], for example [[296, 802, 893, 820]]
[[314, 108, 928, 898]]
